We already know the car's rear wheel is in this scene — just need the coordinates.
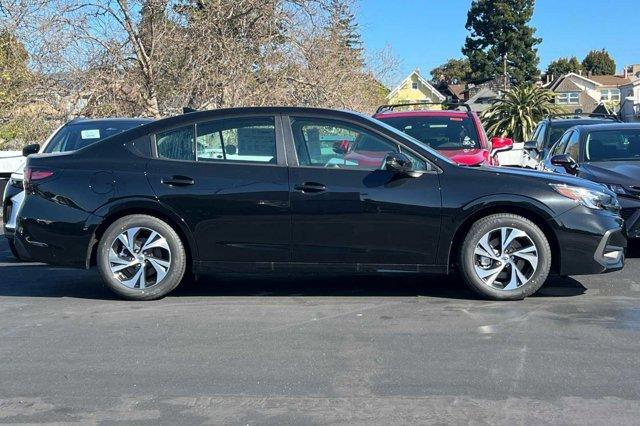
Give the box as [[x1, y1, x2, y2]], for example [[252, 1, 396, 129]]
[[459, 213, 551, 300], [97, 215, 186, 300]]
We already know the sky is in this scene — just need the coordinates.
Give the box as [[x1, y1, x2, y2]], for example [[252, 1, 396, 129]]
[[357, 0, 639, 85]]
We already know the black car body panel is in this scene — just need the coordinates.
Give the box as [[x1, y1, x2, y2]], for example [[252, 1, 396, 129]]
[[14, 107, 626, 279]]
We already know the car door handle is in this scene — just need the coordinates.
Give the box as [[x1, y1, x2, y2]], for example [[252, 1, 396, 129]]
[[294, 182, 327, 193], [161, 175, 195, 186]]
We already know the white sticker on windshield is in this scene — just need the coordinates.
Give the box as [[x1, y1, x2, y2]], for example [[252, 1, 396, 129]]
[[81, 129, 101, 139]]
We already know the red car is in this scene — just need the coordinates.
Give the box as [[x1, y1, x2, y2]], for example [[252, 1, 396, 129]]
[[368, 103, 512, 166]]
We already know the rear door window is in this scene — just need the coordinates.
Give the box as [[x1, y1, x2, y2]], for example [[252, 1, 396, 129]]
[[156, 125, 195, 161], [196, 117, 277, 164]]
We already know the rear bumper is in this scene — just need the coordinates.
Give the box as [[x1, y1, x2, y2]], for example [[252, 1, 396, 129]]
[[553, 206, 626, 276], [2, 178, 24, 239]]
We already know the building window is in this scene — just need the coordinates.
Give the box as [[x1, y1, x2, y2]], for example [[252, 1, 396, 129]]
[[411, 82, 419, 90], [557, 92, 580, 105], [600, 89, 620, 102]]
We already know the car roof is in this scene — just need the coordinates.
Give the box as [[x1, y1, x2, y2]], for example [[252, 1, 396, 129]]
[[67, 117, 154, 125], [374, 110, 471, 119], [137, 106, 373, 132], [546, 118, 614, 127], [570, 122, 640, 132]]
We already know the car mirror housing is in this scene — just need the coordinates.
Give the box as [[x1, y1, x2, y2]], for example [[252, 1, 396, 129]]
[[490, 136, 513, 153], [384, 152, 422, 178], [551, 154, 579, 175], [523, 140, 538, 151], [22, 143, 40, 157]]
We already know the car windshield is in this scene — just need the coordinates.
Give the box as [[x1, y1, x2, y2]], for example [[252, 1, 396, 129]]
[[585, 129, 640, 162], [547, 120, 611, 148], [44, 120, 148, 153], [378, 115, 481, 151]]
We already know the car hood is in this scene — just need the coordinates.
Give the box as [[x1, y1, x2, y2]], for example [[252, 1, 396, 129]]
[[479, 164, 610, 193], [439, 149, 489, 166], [579, 161, 640, 186]]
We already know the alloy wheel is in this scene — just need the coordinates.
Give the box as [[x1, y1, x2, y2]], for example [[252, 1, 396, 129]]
[[473, 227, 539, 291], [108, 227, 172, 289]]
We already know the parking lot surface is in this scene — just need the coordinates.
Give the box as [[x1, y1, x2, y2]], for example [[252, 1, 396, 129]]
[[1, 231, 640, 425]]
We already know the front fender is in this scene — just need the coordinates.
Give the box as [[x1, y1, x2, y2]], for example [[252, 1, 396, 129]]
[[438, 194, 561, 270]]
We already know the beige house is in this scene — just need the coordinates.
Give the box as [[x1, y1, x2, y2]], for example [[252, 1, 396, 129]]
[[546, 72, 631, 113]]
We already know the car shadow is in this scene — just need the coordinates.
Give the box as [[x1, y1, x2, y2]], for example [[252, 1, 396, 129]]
[[0, 256, 587, 301]]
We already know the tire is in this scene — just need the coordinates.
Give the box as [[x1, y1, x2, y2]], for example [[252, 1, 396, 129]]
[[8, 239, 21, 260], [97, 215, 187, 300], [459, 213, 551, 300]]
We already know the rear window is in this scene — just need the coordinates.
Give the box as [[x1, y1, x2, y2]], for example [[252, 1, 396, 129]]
[[44, 121, 147, 153], [379, 116, 480, 150]]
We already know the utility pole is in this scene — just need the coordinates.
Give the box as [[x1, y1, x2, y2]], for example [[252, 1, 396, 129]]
[[503, 52, 508, 91]]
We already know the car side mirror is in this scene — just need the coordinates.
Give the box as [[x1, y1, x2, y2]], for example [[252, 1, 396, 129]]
[[384, 152, 422, 178], [551, 154, 579, 175], [490, 136, 513, 153], [523, 140, 538, 151], [22, 143, 40, 157]]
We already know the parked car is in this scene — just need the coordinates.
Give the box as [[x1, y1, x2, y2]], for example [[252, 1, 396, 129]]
[[2, 117, 153, 259], [540, 122, 640, 238], [525, 113, 620, 162], [14, 107, 625, 301], [372, 102, 513, 166]]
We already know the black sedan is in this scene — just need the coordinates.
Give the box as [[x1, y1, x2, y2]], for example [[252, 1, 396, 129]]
[[13, 107, 626, 300], [541, 123, 640, 237]]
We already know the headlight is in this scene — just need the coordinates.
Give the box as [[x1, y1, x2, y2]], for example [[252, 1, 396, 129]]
[[550, 183, 619, 211]]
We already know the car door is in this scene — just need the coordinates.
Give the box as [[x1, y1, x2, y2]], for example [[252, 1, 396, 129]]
[[145, 115, 291, 264], [284, 115, 442, 266]]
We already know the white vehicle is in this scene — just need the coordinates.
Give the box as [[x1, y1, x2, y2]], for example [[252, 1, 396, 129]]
[[2, 118, 152, 258]]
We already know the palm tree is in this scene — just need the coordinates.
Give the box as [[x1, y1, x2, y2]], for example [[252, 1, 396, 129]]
[[481, 85, 563, 142]]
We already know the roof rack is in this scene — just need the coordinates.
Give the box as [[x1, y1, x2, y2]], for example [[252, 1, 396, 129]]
[[375, 101, 471, 114], [545, 112, 620, 121]]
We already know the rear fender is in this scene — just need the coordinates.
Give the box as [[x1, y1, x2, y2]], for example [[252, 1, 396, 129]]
[[85, 197, 198, 268]]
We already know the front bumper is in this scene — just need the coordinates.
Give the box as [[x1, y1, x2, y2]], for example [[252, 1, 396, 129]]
[[552, 205, 626, 276]]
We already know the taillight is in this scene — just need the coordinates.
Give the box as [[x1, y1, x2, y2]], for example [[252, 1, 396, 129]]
[[24, 167, 54, 183]]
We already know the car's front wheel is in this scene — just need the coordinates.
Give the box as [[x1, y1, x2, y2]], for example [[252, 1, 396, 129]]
[[97, 215, 186, 300], [459, 213, 551, 300]]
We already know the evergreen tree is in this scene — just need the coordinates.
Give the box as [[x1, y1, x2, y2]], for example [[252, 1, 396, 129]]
[[546, 56, 582, 77], [327, 0, 363, 56], [582, 49, 616, 76], [430, 58, 470, 84], [462, 0, 541, 85]]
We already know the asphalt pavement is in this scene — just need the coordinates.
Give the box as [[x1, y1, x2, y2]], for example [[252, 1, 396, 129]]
[[1, 230, 639, 425]]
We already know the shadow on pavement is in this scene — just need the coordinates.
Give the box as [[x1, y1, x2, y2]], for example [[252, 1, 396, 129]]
[[0, 233, 587, 301]]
